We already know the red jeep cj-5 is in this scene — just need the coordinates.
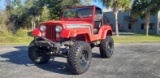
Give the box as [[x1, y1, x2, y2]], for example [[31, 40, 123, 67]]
[[28, 5, 114, 74]]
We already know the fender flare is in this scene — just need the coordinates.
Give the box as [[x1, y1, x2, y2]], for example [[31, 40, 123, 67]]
[[98, 26, 112, 39], [60, 29, 90, 41]]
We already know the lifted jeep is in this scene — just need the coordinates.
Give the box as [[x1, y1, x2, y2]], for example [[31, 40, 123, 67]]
[[28, 5, 114, 74]]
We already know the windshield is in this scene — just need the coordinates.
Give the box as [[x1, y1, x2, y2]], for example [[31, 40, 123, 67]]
[[63, 7, 93, 18]]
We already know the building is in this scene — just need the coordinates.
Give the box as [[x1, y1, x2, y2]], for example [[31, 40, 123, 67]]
[[103, 11, 160, 34]]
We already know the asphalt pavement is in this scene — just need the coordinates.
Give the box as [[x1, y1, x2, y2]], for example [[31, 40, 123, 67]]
[[0, 43, 160, 78]]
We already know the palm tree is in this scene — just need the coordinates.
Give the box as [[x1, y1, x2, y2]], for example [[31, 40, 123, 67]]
[[131, 0, 160, 36], [99, 0, 131, 36]]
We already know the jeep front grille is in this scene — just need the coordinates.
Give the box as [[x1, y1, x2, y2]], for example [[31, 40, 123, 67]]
[[45, 24, 56, 41]]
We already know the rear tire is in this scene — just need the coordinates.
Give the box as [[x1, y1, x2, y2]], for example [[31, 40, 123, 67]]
[[99, 36, 114, 58], [28, 40, 50, 64], [67, 41, 92, 74]]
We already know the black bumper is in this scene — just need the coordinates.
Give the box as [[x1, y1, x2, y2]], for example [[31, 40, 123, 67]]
[[34, 37, 61, 48]]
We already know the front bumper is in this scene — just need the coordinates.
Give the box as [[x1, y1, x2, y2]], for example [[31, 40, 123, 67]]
[[33, 37, 73, 54], [34, 37, 61, 48]]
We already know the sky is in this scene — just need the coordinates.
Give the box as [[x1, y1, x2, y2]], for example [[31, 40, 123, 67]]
[[0, 0, 5, 10], [91, 0, 106, 10], [0, 0, 105, 10]]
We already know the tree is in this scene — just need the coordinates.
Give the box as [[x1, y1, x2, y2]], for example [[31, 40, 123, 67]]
[[85, 0, 91, 5], [61, 0, 81, 8], [5, 0, 15, 32], [16, 0, 83, 29], [131, 0, 160, 36], [40, 5, 50, 22], [81, 0, 92, 5], [0, 10, 7, 32], [99, 0, 131, 36], [1, 0, 84, 31]]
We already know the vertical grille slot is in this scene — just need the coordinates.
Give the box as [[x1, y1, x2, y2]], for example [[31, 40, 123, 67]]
[[45, 24, 56, 41]]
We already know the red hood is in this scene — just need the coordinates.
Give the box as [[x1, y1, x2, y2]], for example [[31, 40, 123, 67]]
[[41, 20, 92, 27]]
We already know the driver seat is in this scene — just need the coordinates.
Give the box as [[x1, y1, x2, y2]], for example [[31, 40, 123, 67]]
[[94, 21, 101, 34]]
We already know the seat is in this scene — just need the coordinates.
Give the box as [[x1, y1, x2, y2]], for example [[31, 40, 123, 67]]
[[94, 8, 102, 34], [94, 21, 101, 34]]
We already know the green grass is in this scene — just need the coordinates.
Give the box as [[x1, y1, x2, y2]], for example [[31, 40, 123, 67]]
[[0, 30, 160, 45], [0, 30, 33, 45], [113, 35, 160, 43]]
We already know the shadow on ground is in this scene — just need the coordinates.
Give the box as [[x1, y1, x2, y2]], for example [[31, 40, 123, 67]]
[[0, 46, 72, 75], [0, 46, 103, 75], [92, 53, 101, 58]]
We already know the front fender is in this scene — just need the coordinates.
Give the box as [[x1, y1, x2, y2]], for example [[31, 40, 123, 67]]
[[60, 29, 90, 38], [32, 28, 42, 37], [60, 30, 77, 38]]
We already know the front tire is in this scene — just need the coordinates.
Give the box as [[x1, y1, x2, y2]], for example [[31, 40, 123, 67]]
[[28, 40, 51, 64], [99, 36, 114, 58], [67, 41, 92, 74]]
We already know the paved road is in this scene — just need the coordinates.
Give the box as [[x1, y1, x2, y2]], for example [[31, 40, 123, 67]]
[[0, 43, 160, 78]]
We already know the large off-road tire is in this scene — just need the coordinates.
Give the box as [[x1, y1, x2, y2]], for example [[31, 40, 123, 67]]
[[28, 40, 51, 64], [67, 41, 92, 74], [99, 36, 114, 58]]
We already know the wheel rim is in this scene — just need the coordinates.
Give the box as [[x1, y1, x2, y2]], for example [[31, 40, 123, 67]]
[[107, 42, 113, 54], [79, 50, 88, 66], [35, 48, 46, 61]]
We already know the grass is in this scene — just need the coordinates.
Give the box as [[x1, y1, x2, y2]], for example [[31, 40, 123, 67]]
[[0, 30, 160, 45], [0, 30, 33, 45], [113, 35, 160, 43]]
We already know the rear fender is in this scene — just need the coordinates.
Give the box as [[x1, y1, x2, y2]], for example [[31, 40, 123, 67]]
[[98, 26, 112, 39]]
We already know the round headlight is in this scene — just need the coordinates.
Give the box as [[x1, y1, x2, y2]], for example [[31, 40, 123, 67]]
[[55, 25, 62, 32], [40, 25, 46, 32]]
